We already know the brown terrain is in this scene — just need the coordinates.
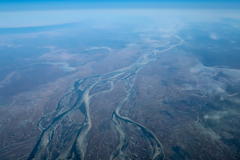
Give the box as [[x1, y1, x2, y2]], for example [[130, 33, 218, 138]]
[[0, 32, 239, 160]]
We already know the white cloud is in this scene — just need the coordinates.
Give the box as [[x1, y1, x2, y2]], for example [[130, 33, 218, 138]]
[[43, 46, 56, 50], [204, 111, 228, 120], [0, 43, 23, 48], [85, 47, 112, 51], [210, 33, 219, 40]]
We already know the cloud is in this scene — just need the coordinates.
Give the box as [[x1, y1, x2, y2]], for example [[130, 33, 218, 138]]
[[0, 43, 23, 48], [44, 53, 77, 61], [204, 110, 239, 121], [85, 47, 111, 51], [43, 45, 56, 50], [204, 111, 228, 120], [46, 62, 76, 72], [210, 33, 219, 40], [41, 46, 77, 61]]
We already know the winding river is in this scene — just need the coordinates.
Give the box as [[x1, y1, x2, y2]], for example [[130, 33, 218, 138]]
[[27, 37, 184, 160]]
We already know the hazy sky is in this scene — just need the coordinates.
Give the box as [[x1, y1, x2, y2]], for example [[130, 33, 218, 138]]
[[0, 0, 240, 10], [0, 0, 239, 29]]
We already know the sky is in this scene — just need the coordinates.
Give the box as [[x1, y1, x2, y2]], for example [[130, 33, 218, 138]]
[[0, 0, 239, 2], [0, 0, 239, 29], [0, 0, 240, 10]]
